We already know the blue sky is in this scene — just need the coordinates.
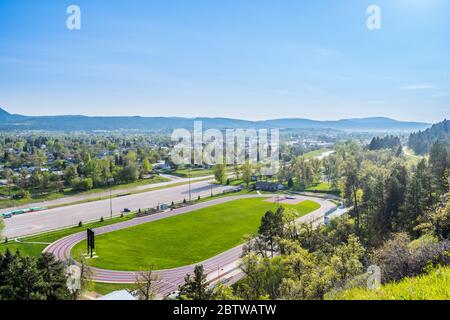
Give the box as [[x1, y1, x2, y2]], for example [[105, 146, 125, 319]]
[[0, 0, 449, 122]]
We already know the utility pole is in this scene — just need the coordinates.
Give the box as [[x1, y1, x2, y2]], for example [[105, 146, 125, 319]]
[[188, 167, 192, 202], [108, 178, 114, 219]]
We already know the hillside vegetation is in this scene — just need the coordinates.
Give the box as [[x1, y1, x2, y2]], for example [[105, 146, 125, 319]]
[[409, 119, 449, 154], [327, 266, 450, 300]]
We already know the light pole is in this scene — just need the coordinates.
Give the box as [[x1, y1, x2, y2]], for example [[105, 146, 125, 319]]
[[217, 265, 220, 282], [108, 178, 114, 219], [188, 166, 192, 202]]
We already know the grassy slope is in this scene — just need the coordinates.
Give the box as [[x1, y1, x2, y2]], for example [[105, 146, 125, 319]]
[[329, 267, 450, 300], [72, 198, 320, 271]]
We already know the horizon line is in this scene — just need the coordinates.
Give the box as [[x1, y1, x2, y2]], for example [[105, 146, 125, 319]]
[[0, 107, 432, 124]]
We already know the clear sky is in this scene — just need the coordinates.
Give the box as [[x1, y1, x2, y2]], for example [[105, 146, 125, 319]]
[[0, 0, 449, 122]]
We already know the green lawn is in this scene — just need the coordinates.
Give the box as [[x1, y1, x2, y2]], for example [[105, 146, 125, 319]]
[[0, 241, 47, 257], [87, 282, 139, 296], [302, 148, 331, 159], [172, 168, 215, 178], [328, 266, 450, 300], [72, 198, 320, 271], [172, 167, 234, 178], [305, 182, 335, 192]]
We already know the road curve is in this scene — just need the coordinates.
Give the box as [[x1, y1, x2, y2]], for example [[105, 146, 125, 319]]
[[44, 194, 335, 297]]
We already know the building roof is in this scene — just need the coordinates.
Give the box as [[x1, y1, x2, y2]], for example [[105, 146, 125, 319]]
[[98, 290, 136, 300]]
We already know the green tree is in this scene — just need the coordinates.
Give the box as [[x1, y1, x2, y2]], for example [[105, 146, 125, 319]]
[[241, 161, 253, 187], [37, 253, 71, 300], [64, 165, 78, 186], [233, 163, 241, 180], [258, 207, 285, 257], [330, 235, 365, 283], [340, 157, 362, 232], [178, 265, 211, 300], [429, 140, 449, 194], [416, 202, 450, 240], [212, 164, 227, 184], [141, 157, 152, 176], [0, 217, 4, 242]]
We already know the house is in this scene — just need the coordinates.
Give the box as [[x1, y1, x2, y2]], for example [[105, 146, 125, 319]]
[[254, 181, 285, 192], [153, 160, 171, 170]]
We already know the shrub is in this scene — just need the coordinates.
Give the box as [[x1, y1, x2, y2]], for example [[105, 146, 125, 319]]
[[70, 177, 93, 191], [370, 233, 450, 283], [13, 189, 30, 200], [288, 178, 294, 188]]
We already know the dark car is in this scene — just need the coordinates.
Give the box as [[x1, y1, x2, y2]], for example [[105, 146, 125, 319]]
[[123, 208, 131, 213]]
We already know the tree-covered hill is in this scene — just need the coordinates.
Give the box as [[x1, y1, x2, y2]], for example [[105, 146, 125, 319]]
[[408, 120, 449, 154]]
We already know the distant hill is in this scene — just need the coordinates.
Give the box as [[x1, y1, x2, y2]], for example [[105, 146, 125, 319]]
[[0, 107, 431, 132], [408, 119, 450, 154]]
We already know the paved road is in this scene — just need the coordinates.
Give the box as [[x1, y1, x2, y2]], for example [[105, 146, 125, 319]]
[[44, 194, 335, 297], [3, 179, 232, 238], [0, 174, 210, 215]]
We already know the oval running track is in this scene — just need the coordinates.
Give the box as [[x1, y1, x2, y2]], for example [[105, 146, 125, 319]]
[[44, 194, 335, 297]]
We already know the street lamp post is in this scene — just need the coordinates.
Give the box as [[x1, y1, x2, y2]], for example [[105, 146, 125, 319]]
[[188, 166, 192, 202], [108, 178, 114, 219]]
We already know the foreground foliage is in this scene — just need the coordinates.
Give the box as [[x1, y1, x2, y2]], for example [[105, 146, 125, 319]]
[[328, 266, 450, 300]]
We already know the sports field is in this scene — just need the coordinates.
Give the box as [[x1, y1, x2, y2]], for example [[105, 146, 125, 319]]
[[72, 198, 320, 271]]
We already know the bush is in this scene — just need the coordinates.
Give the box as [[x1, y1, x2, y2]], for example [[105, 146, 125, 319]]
[[13, 189, 30, 200], [370, 233, 450, 283], [288, 178, 294, 188], [327, 266, 450, 300], [70, 177, 94, 191]]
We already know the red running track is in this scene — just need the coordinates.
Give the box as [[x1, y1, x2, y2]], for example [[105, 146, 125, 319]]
[[44, 194, 333, 296]]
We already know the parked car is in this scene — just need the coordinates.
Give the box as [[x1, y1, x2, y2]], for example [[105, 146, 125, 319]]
[[123, 208, 131, 213]]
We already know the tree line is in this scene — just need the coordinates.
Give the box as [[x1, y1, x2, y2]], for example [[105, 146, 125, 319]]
[[171, 139, 449, 300]]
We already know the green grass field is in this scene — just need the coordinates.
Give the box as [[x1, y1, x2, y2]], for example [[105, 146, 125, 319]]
[[328, 267, 450, 300], [305, 182, 336, 192], [72, 198, 320, 271], [302, 148, 330, 159], [171, 168, 215, 178], [87, 282, 139, 296]]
